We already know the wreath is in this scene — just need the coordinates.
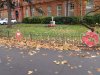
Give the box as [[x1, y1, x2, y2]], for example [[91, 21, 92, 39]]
[[82, 31, 99, 47]]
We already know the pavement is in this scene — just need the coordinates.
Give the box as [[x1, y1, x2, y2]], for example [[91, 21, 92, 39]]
[[0, 45, 100, 75]]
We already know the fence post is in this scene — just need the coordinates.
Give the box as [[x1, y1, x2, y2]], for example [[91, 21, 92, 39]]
[[7, 31, 10, 39], [29, 32, 32, 41]]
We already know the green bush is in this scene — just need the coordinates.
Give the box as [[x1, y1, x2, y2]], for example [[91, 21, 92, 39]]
[[94, 14, 100, 24], [30, 17, 41, 24], [22, 17, 30, 23], [82, 14, 100, 27], [22, 17, 41, 24], [83, 16, 95, 26], [63, 17, 79, 24], [22, 14, 100, 25], [54, 16, 79, 24], [41, 17, 52, 24], [22, 16, 80, 25], [54, 17, 64, 24]]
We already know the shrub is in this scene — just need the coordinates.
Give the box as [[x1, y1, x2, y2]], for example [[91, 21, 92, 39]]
[[22, 16, 79, 25], [94, 14, 100, 24], [31, 17, 41, 24], [83, 16, 95, 26], [54, 16, 79, 24], [53, 17, 64, 24], [65, 17, 79, 24], [22, 17, 30, 23], [41, 17, 52, 24]]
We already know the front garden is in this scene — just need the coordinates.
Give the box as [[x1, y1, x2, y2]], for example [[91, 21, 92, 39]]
[[0, 14, 100, 50], [0, 24, 100, 50]]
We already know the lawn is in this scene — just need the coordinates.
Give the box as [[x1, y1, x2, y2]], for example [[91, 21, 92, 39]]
[[0, 24, 99, 41]]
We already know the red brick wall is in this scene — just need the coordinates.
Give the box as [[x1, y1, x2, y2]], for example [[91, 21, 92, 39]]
[[94, 0, 100, 14], [0, 0, 100, 22]]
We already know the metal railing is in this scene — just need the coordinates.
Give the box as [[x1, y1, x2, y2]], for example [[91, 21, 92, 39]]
[[0, 30, 100, 50]]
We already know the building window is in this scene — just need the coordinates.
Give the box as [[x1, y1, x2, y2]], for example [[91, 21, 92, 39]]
[[68, 2, 74, 16], [47, 6, 52, 16], [70, 3, 74, 10], [25, 7, 29, 17], [31, 6, 35, 16], [38, 7, 43, 16], [57, 5, 62, 16], [87, 0, 93, 5], [86, 0, 93, 15]]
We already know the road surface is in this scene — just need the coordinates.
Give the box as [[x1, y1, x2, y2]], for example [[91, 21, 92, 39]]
[[0, 45, 100, 75]]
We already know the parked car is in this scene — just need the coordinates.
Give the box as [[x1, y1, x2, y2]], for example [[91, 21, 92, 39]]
[[0, 18, 8, 25], [11, 19, 17, 24], [4, 18, 17, 24], [0, 18, 17, 25]]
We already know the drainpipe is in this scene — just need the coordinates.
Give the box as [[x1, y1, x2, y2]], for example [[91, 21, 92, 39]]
[[80, 0, 83, 20], [66, 0, 69, 16], [64, 0, 68, 16]]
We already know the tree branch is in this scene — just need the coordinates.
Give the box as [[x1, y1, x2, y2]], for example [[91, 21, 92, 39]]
[[81, 6, 100, 32]]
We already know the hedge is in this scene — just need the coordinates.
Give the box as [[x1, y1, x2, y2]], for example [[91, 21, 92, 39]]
[[94, 14, 100, 24], [83, 14, 100, 26], [22, 14, 100, 26], [41, 17, 52, 24], [83, 16, 95, 25], [22, 17, 30, 24], [22, 16, 80, 24]]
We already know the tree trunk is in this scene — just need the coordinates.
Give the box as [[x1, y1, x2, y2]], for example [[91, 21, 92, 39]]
[[0, 11, 1, 18], [7, 0, 12, 28]]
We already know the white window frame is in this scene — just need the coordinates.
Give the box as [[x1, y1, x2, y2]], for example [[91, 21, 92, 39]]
[[86, 0, 94, 15], [26, 7, 29, 17], [31, 6, 35, 16], [47, 6, 52, 16], [57, 5, 62, 16], [38, 7, 43, 16], [68, 2, 74, 16]]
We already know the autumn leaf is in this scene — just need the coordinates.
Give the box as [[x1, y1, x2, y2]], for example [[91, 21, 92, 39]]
[[96, 68, 100, 72], [27, 71, 33, 75]]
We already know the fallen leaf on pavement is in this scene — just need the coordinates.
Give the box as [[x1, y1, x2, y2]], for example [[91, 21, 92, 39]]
[[34, 69, 37, 72], [87, 71, 93, 75], [27, 71, 33, 75], [96, 68, 100, 72], [28, 51, 37, 56], [90, 55, 97, 58], [78, 65, 82, 68], [53, 60, 60, 65], [58, 55, 63, 58], [42, 54, 47, 56], [61, 60, 68, 64], [54, 71, 59, 74]]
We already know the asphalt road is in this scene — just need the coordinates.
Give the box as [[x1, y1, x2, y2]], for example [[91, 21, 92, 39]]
[[0, 45, 100, 75]]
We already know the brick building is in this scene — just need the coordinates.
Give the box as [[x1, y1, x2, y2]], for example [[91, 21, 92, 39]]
[[0, 0, 100, 22]]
